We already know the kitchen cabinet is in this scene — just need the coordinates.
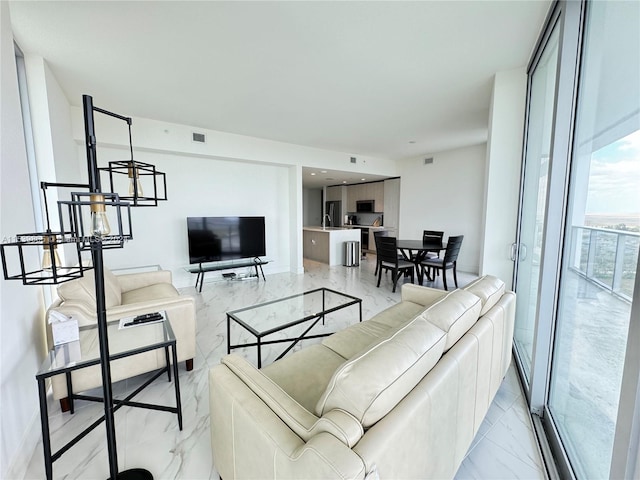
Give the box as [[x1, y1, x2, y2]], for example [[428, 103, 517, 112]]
[[302, 227, 360, 265], [346, 181, 385, 213], [326, 186, 342, 202], [371, 182, 384, 211], [346, 184, 363, 212], [383, 178, 400, 230]]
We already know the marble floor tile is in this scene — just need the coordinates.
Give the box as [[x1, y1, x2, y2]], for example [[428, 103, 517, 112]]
[[19, 257, 546, 479]]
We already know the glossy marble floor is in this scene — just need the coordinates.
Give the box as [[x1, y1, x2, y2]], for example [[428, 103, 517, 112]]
[[18, 257, 547, 479]]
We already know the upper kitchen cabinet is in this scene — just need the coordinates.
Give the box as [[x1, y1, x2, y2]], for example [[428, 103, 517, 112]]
[[346, 183, 363, 212], [326, 185, 343, 202], [383, 178, 400, 230], [371, 182, 384, 211], [346, 181, 385, 212]]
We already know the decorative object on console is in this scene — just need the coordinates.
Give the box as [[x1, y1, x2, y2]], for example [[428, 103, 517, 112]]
[[0, 95, 167, 480]]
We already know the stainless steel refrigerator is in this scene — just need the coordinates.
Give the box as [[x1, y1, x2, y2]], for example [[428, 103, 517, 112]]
[[325, 201, 342, 227]]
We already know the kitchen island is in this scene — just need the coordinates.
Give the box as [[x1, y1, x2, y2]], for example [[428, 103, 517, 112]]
[[302, 227, 360, 266]]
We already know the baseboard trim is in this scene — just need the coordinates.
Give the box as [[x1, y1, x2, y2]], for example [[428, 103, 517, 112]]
[[3, 404, 42, 480]]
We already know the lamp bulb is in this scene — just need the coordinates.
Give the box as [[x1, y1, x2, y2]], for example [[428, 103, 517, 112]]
[[42, 234, 62, 271], [128, 177, 144, 197], [90, 194, 111, 237]]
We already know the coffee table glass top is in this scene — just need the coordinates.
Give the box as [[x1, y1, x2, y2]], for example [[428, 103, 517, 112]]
[[227, 287, 361, 336], [37, 313, 174, 377]]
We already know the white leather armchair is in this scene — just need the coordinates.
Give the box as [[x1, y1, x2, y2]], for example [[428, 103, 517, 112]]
[[47, 268, 196, 412]]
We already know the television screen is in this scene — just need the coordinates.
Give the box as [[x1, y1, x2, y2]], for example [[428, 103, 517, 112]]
[[187, 216, 266, 264]]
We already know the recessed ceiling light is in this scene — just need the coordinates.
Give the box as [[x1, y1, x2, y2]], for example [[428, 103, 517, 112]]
[[342, 180, 347, 184], [361, 178, 366, 181], [310, 172, 316, 176], [320, 170, 327, 174]]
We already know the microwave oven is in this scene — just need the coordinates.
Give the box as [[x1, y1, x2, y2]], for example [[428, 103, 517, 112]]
[[356, 200, 375, 213]]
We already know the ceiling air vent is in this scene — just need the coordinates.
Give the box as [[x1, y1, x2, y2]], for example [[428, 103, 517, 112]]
[[350, 157, 357, 163], [424, 157, 434, 165], [192, 132, 206, 143]]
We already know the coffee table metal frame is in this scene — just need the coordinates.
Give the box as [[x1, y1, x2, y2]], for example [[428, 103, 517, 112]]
[[35, 316, 183, 480], [226, 287, 362, 368]]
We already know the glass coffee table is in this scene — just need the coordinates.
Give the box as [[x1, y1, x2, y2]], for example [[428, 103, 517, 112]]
[[35, 313, 182, 480], [226, 287, 362, 368]]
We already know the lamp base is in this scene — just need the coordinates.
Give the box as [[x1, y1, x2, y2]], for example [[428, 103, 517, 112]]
[[115, 468, 153, 480]]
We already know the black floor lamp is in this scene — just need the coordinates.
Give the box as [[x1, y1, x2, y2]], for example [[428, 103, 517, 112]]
[[1, 94, 167, 479]]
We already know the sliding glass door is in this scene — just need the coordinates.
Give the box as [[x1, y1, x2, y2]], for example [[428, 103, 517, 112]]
[[514, 1, 640, 478], [546, 1, 640, 477], [513, 18, 559, 384]]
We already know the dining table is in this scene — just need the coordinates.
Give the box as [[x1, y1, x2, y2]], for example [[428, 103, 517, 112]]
[[396, 239, 447, 284]]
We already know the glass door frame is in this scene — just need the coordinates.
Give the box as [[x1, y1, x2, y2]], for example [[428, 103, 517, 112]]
[[513, 0, 584, 420], [514, 1, 640, 479]]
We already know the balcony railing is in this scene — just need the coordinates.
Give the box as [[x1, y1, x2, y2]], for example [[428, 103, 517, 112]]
[[569, 225, 639, 302]]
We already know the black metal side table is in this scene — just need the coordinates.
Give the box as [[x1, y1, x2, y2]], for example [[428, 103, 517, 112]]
[[36, 313, 183, 480]]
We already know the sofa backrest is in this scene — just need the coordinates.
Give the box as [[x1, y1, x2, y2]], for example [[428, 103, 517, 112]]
[[463, 275, 506, 315], [315, 316, 446, 427], [57, 268, 122, 308], [419, 289, 482, 351]]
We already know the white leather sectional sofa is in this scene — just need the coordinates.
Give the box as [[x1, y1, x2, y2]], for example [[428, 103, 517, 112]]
[[47, 268, 196, 411], [209, 275, 515, 479]]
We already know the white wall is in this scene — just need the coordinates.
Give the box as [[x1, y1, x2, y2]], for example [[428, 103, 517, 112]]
[[58, 106, 399, 287], [0, 4, 47, 478], [95, 147, 293, 287], [398, 144, 487, 274], [481, 69, 527, 287]]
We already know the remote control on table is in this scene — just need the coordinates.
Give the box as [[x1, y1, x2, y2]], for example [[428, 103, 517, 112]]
[[123, 312, 163, 327]]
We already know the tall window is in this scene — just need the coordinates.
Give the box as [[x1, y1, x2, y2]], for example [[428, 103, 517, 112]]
[[513, 20, 559, 382], [547, 2, 639, 477], [515, 1, 640, 478]]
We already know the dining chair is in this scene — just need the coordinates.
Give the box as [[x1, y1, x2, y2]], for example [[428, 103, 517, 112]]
[[422, 230, 445, 258], [420, 235, 464, 291], [377, 236, 415, 293], [373, 230, 392, 275]]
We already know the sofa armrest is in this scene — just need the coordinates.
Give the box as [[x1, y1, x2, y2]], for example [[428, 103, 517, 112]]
[[401, 284, 448, 307], [222, 354, 363, 447], [116, 270, 172, 293], [210, 364, 366, 480]]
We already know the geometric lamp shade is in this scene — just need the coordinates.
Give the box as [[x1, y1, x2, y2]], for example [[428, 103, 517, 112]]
[[57, 192, 133, 251], [0, 230, 86, 285], [100, 160, 167, 207]]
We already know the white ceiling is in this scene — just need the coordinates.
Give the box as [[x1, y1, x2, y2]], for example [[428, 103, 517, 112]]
[[9, 1, 549, 187]]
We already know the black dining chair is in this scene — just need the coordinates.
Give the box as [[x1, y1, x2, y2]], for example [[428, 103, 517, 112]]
[[377, 236, 415, 293], [420, 235, 464, 291], [423, 230, 444, 256], [373, 230, 401, 275], [415, 230, 445, 263]]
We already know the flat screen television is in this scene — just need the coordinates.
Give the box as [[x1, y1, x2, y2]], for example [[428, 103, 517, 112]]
[[187, 216, 266, 264]]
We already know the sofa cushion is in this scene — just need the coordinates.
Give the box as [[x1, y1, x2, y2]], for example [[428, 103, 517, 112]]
[[321, 319, 391, 359], [121, 283, 179, 305], [315, 316, 446, 427], [463, 275, 506, 315], [419, 289, 482, 351], [261, 344, 346, 413], [369, 301, 427, 328], [57, 268, 121, 308]]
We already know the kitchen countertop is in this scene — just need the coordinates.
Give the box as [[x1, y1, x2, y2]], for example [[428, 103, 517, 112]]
[[303, 226, 354, 232], [302, 226, 389, 232]]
